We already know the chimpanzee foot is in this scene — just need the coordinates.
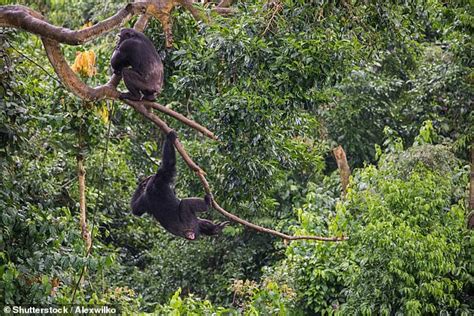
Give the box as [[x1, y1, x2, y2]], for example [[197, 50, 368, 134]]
[[143, 94, 157, 102], [217, 221, 230, 232], [119, 92, 142, 101]]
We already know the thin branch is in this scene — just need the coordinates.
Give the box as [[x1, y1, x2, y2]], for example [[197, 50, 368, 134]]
[[217, 0, 234, 8], [469, 146, 473, 211], [124, 100, 203, 173], [142, 100, 217, 140], [42, 37, 119, 100], [6, 39, 63, 85], [134, 13, 151, 32], [262, 0, 282, 36], [178, 0, 208, 22], [212, 0, 236, 15], [468, 146, 473, 229]]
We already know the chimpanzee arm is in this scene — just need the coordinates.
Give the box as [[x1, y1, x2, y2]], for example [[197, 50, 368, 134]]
[[111, 51, 126, 74], [155, 131, 178, 183], [130, 177, 151, 216], [111, 40, 134, 74]]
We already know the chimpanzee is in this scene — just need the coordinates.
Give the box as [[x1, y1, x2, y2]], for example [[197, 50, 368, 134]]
[[111, 28, 163, 101], [131, 131, 229, 240]]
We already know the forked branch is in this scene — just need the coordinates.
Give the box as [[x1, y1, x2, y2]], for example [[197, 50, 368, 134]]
[[0, 4, 149, 44]]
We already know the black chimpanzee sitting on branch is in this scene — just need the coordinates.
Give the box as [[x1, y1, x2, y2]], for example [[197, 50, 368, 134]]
[[131, 131, 229, 240], [111, 28, 163, 101]]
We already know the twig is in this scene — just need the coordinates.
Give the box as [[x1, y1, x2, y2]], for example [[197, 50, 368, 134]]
[[6, 39, 63, 85], [469, 146, 473, 211], [262, 1, 282, 36]]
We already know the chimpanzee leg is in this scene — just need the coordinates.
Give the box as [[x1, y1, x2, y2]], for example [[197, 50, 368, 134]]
[[121, 68, 148, 101], [198, 219, 229, 236]]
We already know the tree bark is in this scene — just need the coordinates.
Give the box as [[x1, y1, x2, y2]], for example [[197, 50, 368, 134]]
[[333, 145, 351, 197]]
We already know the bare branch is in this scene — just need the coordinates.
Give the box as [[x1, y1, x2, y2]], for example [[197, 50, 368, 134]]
[[134, 13, 151, 32], [178, 0, 208, 21], [468, 146, 473, 229], [469, 146, 473, 211], [262, 0, 282, 36], [212, 0, 235, 15], [197, 173, 346, 241], [0, 4, 149, 45], [142, 100, 217, 140], [124, 100, 204, 173]]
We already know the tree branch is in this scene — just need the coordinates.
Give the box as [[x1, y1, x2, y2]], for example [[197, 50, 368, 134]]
[[142, 100, 217, 140], [42, 37, 120, 100], [134, 13, 151, 32], [213, 0, 236, 15], [468, 146, 473, 229], [0, 4, 149, 45]]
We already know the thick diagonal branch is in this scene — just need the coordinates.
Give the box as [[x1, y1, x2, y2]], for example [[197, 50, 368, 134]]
[[0, 4, 149, 45]]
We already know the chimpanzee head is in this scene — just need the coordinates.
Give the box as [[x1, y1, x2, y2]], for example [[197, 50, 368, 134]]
[[183, 229, 197, 240], [119, 28, 138, 41], [178, 210, 200, 240]]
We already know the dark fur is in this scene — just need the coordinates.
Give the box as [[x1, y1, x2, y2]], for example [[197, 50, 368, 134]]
[[131, 131, 229, 240], [111, 28, 163, 101]]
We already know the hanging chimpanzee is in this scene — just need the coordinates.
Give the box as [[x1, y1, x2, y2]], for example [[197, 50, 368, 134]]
[[131, 131, 229, 240], [110, 28, 163, 101]]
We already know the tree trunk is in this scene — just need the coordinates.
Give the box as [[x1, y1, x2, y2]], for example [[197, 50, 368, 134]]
[[77, 155, 92, 252], [333, 145, 351, 197]]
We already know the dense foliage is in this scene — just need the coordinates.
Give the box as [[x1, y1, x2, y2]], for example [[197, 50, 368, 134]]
[[1, 0, 472, 314]]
